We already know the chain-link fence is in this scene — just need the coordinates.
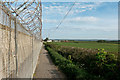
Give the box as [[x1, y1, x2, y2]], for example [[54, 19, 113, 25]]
[[0, 1, 42, 79]]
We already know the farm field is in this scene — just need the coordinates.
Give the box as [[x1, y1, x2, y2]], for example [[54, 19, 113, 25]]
[[52, 41, 118, 52]]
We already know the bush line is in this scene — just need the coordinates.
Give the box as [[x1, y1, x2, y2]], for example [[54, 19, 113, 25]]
[[45, 42, 120, 80], [45, 46, 103, 80]]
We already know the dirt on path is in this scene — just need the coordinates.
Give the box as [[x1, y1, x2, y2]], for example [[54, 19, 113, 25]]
[[33, 45, 66, 78]]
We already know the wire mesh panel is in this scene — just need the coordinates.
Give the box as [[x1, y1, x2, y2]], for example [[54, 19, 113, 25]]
[[0, 0, 42, 79]]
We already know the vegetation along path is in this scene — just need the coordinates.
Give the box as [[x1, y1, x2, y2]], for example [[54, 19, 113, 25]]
[[33, 45, 66, 78]]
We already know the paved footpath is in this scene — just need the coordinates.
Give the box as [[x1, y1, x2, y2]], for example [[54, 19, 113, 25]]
[[33, 45, 66, 78]]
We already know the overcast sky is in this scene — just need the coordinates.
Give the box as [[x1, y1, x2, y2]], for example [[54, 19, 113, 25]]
[[42, 2, 118, 40]]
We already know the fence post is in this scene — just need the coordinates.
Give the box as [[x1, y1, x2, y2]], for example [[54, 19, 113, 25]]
[[14, 16, 18, 77], [8, 11, 11, 78]]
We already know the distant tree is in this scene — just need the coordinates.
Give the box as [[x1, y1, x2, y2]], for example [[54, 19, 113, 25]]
[[97, 40, 106, 43], [44, 37, 49, 41]]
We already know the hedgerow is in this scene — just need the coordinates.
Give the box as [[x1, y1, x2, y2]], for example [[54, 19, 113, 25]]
[[45, 46, 103, 80], [45, 42, 120, 80]]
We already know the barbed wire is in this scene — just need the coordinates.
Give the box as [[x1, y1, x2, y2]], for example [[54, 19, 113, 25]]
[[1, 0, 42, 39]]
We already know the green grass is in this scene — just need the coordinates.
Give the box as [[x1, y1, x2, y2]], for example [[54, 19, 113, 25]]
[[52, 41, 118, 52]]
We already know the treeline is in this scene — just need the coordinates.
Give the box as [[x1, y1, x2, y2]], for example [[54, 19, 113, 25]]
[[65, 40, 119, 44], [97, 40, 119, 44]]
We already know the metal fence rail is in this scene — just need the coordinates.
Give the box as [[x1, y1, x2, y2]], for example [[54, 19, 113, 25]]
[[0, 1, 42, 79]]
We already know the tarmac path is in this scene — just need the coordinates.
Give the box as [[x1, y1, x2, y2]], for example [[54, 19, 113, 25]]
[[33, 45, 66, 78]]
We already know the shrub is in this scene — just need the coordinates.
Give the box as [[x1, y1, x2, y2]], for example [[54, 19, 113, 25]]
[[94, 49, 118, 79]]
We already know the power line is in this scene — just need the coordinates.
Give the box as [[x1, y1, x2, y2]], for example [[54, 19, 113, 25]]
[[55, 2, 76, 30], [44, 2, 76, 39]]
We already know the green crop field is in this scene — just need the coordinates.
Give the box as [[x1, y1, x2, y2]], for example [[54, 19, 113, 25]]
[[52, 41, 118, 52]]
